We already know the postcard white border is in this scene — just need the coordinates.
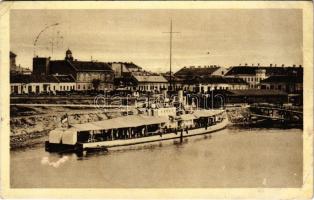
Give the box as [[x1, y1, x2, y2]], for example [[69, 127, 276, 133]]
[[0, 1, 312, 199]]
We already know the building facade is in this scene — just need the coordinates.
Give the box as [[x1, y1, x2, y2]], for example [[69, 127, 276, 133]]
[[174, 65, 226, 79], [133, 75, 168, 92], [225, 66, 267, 89], [33, 49, 114, 91], [260, 75, 303, 94], [10, 74, 76, 94], [225, 64, 303, 89], [175, 76, 249, 93]]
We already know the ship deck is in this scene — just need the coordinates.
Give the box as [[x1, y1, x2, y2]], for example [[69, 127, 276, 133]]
[[80, 117, 229, 149]]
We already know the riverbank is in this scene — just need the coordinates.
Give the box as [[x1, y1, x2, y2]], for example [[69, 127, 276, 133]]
[[9, 105, 287, 150], [10, 105, 132, 149], [226, 106, 251, 124]]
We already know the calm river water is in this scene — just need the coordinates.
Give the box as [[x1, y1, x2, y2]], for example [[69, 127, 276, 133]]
[[11, 127, 303, 188]]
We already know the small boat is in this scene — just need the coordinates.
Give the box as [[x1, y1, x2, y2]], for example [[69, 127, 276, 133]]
[[45, 107, 229, 153]]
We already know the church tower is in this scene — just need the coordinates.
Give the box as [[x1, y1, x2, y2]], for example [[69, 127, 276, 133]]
[[65, 49, 73, 61]]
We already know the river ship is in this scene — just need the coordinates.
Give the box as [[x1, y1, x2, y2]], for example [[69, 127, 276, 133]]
[[45, 106, 229, 153]]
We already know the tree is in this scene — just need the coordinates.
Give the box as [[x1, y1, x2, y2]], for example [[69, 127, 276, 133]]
[[92, 79, 101, 91]]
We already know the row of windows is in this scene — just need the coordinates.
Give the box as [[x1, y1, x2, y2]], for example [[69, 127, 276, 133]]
[[243, 77, 263, 82], [44, 85, 75, 91], [138, 84, 167, 90], [78, 73, 113, 81], [177, 85, 247, 91], [249, 85, 259, 89], [77, 84, 113, 90], [77, 85, 91, 90], [11, 85, 75, 93], [59, 85, 75, 91]]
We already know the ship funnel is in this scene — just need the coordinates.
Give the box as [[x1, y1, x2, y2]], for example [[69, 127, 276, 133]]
[[162, 89, 168, 99], [178, 90, 183, 103]]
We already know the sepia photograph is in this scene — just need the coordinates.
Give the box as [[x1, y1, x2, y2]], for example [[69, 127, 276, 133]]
[[0, 1, 313, 199]]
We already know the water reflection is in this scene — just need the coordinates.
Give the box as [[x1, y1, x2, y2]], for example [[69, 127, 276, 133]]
[[11, 128, 303, 188]]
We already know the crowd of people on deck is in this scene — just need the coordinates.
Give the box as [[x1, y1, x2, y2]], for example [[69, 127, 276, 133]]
[[77, 114, 225, 143]]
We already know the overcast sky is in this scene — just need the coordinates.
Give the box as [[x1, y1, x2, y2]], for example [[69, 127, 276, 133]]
[[10, 9, 302, 72]]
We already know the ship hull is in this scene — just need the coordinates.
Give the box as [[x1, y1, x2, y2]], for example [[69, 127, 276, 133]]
[[45, 117, 229, 153]]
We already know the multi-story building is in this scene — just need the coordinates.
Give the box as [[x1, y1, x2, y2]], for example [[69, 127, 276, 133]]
[[260, 75, 303, 94], [33, 49, 114, 91], [114, 74, 168, 93], [224, 66, 267, 89], [53, 74, 77, 92], [225, 64, 303, 89], [175, 76, 249, 93], [174, 65, 228, 79], [110, 62, 143, 78], [133, 75, 168, 92]]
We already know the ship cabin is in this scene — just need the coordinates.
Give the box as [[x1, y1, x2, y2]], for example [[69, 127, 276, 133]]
[[177, 109, 226, 130], [47, 109, 226, 149], [64, 115, 169, 144]]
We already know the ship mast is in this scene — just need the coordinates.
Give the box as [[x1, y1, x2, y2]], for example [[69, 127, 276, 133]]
[[163, 19, 180, 91]]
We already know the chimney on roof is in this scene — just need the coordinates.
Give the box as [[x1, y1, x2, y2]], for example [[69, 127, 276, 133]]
[[293, 64, 296, 68], [245, 63, 248, 66], [282, 64, 285, 67], [270, 64, 272, 67], [299, 65, 302, 68], [258, 63, 260, 66], [274, 64, 277, 67]]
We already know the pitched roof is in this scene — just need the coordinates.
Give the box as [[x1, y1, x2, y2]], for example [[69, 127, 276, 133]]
[[225, 66, 303, 76], [180, 76, 248, 85], [10, 74, 59, 83], [50, 60, 113, 72], [225, 66, 257, 76], [70, 60, 112, 71], [124, 62, 142, 69], [53, 74, 76, 83], [114, 76, 137, 86], [175, 66, 220, 77], [133, 75, 168, 83], [264, 67, 303, 76], [260, 75, 303, 83], [49, 60, 70, 70]]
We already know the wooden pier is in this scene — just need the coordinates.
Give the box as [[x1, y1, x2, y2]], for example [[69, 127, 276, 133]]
[[249, 104, 303, 127]]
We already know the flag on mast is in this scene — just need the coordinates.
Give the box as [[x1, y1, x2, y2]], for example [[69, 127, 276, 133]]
[[61, 113, 68, 124]]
